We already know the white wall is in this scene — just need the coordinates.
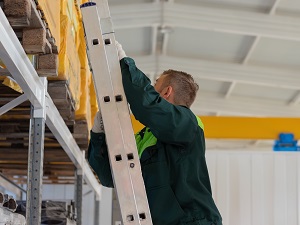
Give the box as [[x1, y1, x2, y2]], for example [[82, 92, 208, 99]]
[[42, 151, 300, 225], [206, 151, 300, 225], [42, 184, 112, 225]]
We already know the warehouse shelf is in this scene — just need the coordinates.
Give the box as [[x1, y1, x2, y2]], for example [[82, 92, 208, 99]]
[[0, 4, 101, 224]]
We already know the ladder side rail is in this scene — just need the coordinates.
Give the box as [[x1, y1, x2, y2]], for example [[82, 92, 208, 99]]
[[81, 5, 142, 225], [103, 33, 153, 224], [95, 0, 152, 219], [94, 0, 111, 18]]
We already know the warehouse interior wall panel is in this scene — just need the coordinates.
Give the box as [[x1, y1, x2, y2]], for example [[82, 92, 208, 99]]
[[38, 150, 300, 225], [42, 184, 113, 225], [206, 151, 300, 225]]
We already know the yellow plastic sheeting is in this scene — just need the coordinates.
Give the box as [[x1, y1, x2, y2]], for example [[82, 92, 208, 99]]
[[131, 115, 144, 134], [37, 0, 60, 51], [74, 10, 94, 129], [75, 67, 92, 129], [130, 116, 300, 139], [1, 55, 35, 92], [87, 80, 98, 131], [0, 59, 8, 81], [2, 77, 23, 93], [56, 14, 81, 110], [89, 79, 98, 125], [55, 0, 91, 111], [0, 59, 5, 68]]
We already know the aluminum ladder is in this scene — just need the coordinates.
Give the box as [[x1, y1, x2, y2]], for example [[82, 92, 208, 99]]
[[80, 2, 153, 225]]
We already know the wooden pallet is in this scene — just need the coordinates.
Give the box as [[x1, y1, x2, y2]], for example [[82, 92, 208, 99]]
[[0, 0, 92, 184], [2, 0, 58, 76], [0, 82, 90, 184]]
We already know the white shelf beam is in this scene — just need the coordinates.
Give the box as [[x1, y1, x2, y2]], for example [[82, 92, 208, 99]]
[[0, 7, 101, 198], [0, 94, 27, 116]]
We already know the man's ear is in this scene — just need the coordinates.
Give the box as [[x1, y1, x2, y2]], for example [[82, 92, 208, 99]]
[[164, 86, 173, 99]]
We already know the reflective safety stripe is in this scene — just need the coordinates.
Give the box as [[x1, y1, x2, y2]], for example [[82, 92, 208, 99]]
[[135, 116, 204, 158], [196, 116, 204, 130], [135, 127, 157, 158]]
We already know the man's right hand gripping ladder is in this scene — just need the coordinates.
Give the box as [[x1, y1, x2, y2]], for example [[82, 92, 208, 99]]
[[80, 1, 153, 225]]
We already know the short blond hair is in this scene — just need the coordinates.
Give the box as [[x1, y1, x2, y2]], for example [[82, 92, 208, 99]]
[[160, 69, 199, 108]]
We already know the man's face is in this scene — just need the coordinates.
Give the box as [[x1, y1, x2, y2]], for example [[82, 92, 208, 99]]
[[154, 74, 166, 96]]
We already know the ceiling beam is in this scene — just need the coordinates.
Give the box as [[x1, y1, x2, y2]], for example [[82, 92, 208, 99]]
[[226, 0, 283, 100], [288, 91, 300, 106], [111, 3, 300, 41], [192, 91, 300, 117], [242, 0, 282, 65], [151, 25, 158, 55], [130, 114, 300, 139], [197, 116, 300, 139], [161, 31, 170, 55], [224, 81, 236, 99], [111, 3, 160, 29], [242, 36, 261, 65], [269, 0, 282, 15], [135, 55, 300, 90]]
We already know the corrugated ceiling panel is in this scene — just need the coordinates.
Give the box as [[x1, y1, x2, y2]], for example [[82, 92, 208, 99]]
[[167, 28, 254, 63], [248, 37, 300, 69], [115, 27, 152, 56], [232, 83, 298, 101]]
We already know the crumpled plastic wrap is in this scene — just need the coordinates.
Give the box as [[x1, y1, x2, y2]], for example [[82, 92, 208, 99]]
[[16, 200, 76, 225]]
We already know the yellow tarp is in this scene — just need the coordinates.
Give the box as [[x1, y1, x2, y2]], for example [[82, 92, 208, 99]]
[[37, 0, 61, 51], [2, 77, 23, 93], [2, 0, 96, 130], [55, 0, 82, 110], [89, 80, 98, 124]]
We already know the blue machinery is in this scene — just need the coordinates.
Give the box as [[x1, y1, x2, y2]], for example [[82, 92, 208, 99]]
[[273, 133, 300, 151]]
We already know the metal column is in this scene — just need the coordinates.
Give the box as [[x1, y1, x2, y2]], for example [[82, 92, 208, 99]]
[[94, 193, 100, 225], [26, 78, 47, 225], [75, 169, 83, 225]]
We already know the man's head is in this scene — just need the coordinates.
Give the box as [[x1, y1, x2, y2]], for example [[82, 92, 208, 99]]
[[154, 69, 199, 108]]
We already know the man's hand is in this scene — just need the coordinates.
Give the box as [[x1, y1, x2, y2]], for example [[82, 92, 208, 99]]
[[92, 111, 104, 133], [115, 41, 126, 60]]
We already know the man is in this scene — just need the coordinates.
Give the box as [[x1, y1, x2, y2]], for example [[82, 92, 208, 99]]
[[88, 42, 222, 225]]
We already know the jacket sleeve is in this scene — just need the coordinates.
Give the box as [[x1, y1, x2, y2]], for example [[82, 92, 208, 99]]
[[120, 57, 198, 145], [88, 131, 114, 188]]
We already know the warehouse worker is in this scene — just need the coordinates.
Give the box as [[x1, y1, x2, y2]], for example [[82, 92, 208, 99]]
[[88, 42, 222, 225]]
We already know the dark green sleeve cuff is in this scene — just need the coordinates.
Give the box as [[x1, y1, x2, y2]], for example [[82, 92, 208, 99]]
[[88, 131, 114, 187], [120, 57, 135, 70]]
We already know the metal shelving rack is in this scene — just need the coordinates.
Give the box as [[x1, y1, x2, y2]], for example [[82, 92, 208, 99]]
[[0, 6, 101, 225]]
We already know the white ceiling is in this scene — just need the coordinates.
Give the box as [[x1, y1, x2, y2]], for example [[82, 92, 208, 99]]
[[109, 0, 300, 150]]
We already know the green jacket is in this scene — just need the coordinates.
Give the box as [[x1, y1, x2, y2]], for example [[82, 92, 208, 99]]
[[88, 57, 222, 225]]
